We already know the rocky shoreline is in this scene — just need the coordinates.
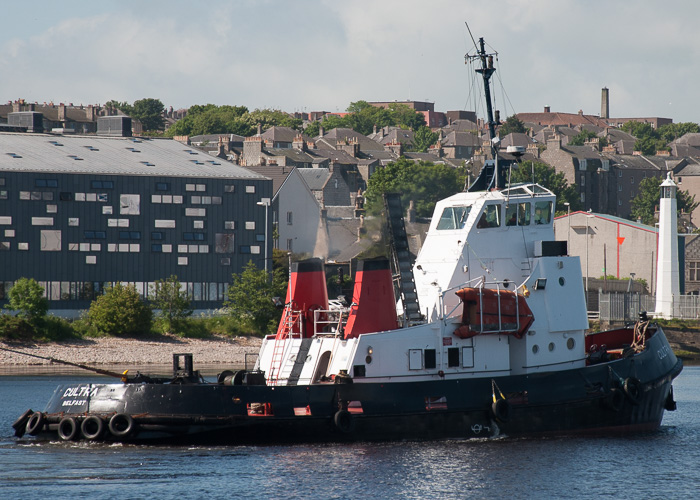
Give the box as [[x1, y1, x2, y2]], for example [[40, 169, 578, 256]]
[[0, 334, 263, 372]]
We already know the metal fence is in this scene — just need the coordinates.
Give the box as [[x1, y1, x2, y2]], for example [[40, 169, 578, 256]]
[[598, 292, 700, 321]]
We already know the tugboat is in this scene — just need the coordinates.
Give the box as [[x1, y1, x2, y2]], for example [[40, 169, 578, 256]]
[[12, 37, 681, 444]]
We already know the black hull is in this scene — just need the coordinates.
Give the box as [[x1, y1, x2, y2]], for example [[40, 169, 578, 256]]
[[16, 328, 682, 444]]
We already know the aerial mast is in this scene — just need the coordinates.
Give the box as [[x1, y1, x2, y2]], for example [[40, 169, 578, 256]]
[[474, 37, 497, 144]]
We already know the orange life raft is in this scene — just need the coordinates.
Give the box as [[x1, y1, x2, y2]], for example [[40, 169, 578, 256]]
[[453, 287, 534, 339]]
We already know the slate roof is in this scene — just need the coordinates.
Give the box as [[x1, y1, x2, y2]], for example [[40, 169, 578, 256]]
[[0, 132, 265, 179], [441, 119, 479, 133], [516, 112, 609, 127], [298, 168, 331, 190], [309, 148, 358, 164], [674, 157, 700, 175], [603, 153, 666, 171], [260, 126, 309, 143], [441, 131, 480, 147], [320, 128, 385, 152], [244, 165, 297, 194]]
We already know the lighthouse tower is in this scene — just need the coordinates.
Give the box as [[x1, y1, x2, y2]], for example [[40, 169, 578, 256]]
[[654, 173, 680, 319]]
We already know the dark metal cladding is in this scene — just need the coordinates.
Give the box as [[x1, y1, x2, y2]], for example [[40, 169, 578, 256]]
[[291, 258, 325, 273]]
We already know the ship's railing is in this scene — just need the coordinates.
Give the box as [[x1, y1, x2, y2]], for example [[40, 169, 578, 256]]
[[312, 308, 345, 336]]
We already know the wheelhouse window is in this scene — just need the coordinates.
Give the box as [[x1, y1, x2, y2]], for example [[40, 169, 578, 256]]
[[506, 202, 532, 227], [534, 201, 552, 225], [476, 204, 501, 228], [436, 206, 471, 230]]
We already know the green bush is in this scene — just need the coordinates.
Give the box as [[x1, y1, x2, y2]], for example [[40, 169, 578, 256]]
[[87, 283, 153, 337], [5, 278, 48, 322], [0, 315, 35, 340]]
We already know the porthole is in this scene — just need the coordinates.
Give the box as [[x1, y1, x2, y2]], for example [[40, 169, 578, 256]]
[[365, 355, 373, 364], [559, 277, 565, 286], [567, 338, 575, 350], [532, 345, 539, 354], [549, 342, 555, 352]]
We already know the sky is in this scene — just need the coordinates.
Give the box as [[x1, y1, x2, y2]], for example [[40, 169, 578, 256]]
[[2, 0, 700, 124]]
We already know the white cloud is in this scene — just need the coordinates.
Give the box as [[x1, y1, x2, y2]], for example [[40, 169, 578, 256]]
[[1, 0, 699, 122]]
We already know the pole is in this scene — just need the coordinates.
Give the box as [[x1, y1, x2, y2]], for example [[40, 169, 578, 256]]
[[564, 202, 571, 252], [257, 198, 271, 274], [586, 215, 590, 299]]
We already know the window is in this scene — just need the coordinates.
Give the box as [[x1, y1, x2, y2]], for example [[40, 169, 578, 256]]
[[18, 242, 28, 251], [534, 201, 552, 225], [256, 234, 265, 242], [224, 221, 235, 230], [120, 194, 140, 215], [178, 256, 188, 266], [119, 231, 141, 240], [0, 190, 7, 200], [212, 196, 222, 205], [518, 202, 531, 226], [580, 192, 585, 203], [221, 258, 231, 266], [108, 219, 129, 227], [162, 244, 172, 253], [246, 185, 255, 193], [580, 176, 585, 187], [224, 185, 235, 193], [75, 192, 85, 201], [245, 221, 255, 230], [476, 205, 500, 228], [286, 238, 293, 251], [240, 246, 251, 254], [46, 205, 57, 214], [5, 229, 15, 237], [578, 159, 587, 171], [68, 218, 79, 226], [156, 183, 169, 191], [60, 192, 73, 201], [152, 244, 163, 252], [35, 179, 58, 188], [151, 232, 163, 240], [86, 193, 97, 202], [688, 261, 700, 281], [183, 232, 205, 241], [287, 211, 293, 225], [186, 184, 195, 191], [162, 195, 172, 203], [193, 220, 205, 229], [202, 196, 211, 205], [618, 185, 623, 192], [151, 194, 162, 203], [0, 242, 9, 251], [185, 208, 206, 217], [32, 217, 54, 226], [102, 206, 113, 215], [155, 220, 176, 228], [191, 195, 201, 204], [86, 256, 97, 264], [43, 192, 54, 201], [40, 230, 61, 251], [173, 195, 183, 204], [631, 176, 634, 184], [215, 233, 235, 253], [196, 184, 206, 192], [0, 216, 12, 225]]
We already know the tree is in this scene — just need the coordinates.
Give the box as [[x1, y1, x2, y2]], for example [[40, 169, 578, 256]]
[[410, 126, 439, 152], [151, 276, 192, 334], [364, 157, 468, 217], [658, 122, 700, 142], [569, 129, 608, 148], [5, 278, 48, 322], [498, 115, 527, 136], [130, 98, 165, 131], [87, 283, 152, 336], [630, 176, 699, 225], [510, 161, 581, 213], [225, 261, 288, 335]]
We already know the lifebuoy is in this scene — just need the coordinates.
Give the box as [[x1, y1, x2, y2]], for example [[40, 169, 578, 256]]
[[81, 415, 106, 440], [491, 399, 511, 423], [623, 377, 641, 405], [108, 413, 135, 438], [604, 388, 624, 412], [58, 417, 80, 441], [26, 411, 45, 436], [334, 409, 355, 433]]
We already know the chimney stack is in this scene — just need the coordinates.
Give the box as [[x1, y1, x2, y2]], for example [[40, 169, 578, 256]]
[[544, 105, 550, 113], [601, 87, 609, 119]]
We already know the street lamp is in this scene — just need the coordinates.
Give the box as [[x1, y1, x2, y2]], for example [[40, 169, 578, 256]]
[[257, 198, 271, 273], [564, 202, 571, 253]]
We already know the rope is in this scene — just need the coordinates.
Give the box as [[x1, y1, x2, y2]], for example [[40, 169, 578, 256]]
[[491, 379, 506, 403]]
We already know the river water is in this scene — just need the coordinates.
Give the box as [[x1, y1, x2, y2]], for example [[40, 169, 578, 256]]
[[1, 368, 698, 499]]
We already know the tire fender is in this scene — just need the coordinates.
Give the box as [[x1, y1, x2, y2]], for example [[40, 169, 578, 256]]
[[58, 417, 80, 441], [26, 411, 46, 436], [81, 415, 106, 440], [491, 399, 511, 423], [334, 410, 355, 433], [109, 413, 136, 438], [623, 377, 641, 405]]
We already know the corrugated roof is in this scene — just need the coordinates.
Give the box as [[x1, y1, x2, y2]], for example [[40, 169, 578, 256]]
[[0, 132, 265, 179]]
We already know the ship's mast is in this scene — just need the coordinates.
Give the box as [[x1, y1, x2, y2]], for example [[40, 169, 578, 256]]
[[474, 37, 497, 144]]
